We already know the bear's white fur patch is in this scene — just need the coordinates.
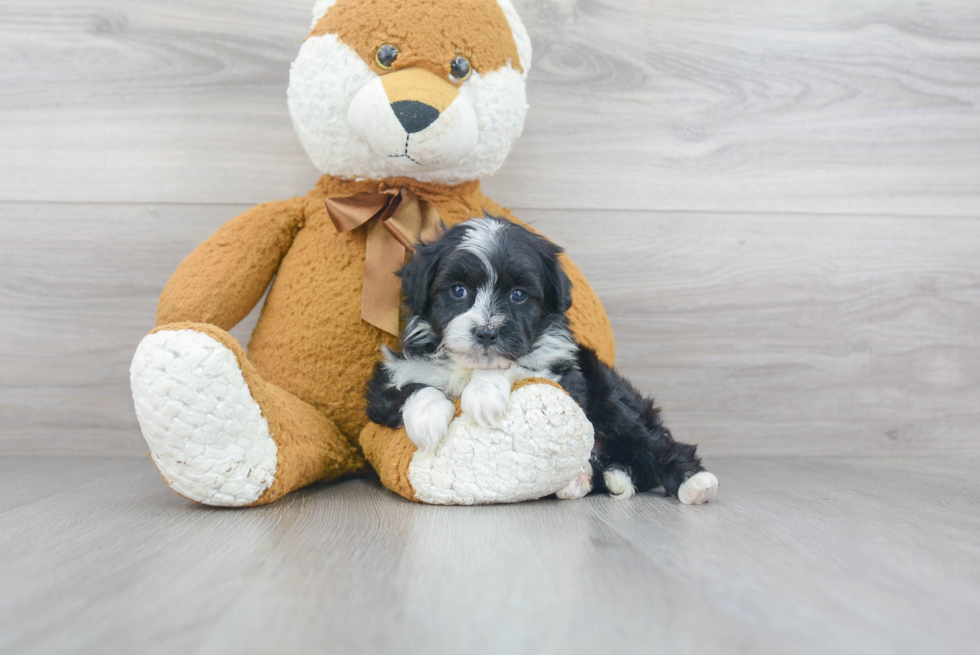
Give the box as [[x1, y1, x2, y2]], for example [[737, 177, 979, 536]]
[[130, 330, 278, 507], [288, 35, 380, 179]]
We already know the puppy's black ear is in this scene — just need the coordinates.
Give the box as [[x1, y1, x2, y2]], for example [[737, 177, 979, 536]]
[[540, 239, 574, 314], [399, 240, 443, 316]]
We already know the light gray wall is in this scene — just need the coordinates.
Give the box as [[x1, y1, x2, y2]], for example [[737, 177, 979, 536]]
[[2, 0, 978, 457]]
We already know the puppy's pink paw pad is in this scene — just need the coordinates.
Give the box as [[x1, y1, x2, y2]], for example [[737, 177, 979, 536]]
[[678, 471, 718, 505]]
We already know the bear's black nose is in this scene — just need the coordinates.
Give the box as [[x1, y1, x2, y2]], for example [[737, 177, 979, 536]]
[[391, 100, 440, 134], [474, 326, 499, 346]]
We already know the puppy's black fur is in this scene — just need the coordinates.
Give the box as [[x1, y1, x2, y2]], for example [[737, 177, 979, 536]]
[[366, 216, 706, 498]]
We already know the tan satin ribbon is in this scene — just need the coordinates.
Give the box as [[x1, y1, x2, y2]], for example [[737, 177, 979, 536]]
[[325, 188, 442, 336]]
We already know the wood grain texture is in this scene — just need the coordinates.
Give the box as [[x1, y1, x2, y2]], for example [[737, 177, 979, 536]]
[[1, 456, 978, 654], [0, 202, 256, 457], [2, 202, 978, 457], [531, 208, 980, 456], [0, 0, 978, 214]]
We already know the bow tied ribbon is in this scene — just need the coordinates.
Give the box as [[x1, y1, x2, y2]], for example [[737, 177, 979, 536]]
[[325, 188, 442, 336]]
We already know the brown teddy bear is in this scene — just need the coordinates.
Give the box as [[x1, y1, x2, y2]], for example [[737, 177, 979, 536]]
[[129, 0, 616, 506]]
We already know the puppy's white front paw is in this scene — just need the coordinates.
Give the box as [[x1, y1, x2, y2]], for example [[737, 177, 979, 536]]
[[403, 387, 456, 453], [678, 471, 719, 505], [461, 370, 512, 428], [556, 463, 593, 500]]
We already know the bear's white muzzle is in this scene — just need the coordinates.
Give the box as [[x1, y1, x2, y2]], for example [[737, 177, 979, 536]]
[[348, 69, 479, 172]]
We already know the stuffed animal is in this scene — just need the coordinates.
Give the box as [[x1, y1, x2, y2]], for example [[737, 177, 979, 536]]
[[129, 0, 616, 506]]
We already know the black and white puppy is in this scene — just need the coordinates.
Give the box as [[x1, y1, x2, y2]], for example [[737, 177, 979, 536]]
[[366, 217, 718, 504]]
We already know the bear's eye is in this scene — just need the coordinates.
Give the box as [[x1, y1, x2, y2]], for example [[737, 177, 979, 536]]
[[376, 44, 399, 69], [450, 284, 468, 299], [510, 289, 527, 304], [450, 55, 472, 82]]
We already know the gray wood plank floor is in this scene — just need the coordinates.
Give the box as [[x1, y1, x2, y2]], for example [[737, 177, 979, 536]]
[[1, 456, 978, 655]]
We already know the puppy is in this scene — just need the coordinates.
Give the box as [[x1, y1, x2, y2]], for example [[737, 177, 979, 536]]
[[366, 217, 718, 504]]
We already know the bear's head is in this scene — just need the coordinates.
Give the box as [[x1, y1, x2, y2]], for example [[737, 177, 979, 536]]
[[288, 0, 532, 185]]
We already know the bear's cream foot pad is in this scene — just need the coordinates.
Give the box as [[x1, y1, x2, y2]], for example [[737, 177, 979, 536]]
[[408, 381, 595, 505], [130, 329, 278, 507]]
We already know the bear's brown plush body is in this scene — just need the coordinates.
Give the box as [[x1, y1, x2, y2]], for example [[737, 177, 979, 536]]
[[131, 0, 616, 506]]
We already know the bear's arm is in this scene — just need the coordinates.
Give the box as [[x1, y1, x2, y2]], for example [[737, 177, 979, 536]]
[[156, 198, 307, 330]]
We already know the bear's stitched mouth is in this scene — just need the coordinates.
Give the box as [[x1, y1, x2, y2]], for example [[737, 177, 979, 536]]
[[387, 135, 423, 166]]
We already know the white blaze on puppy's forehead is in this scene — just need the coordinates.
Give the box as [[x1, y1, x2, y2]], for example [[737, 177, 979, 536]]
[[458, 220, 507, 324], [458, 218, 506, 276]]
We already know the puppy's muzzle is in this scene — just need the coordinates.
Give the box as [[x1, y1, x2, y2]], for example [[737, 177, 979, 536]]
[[348, 68, 479, 171]]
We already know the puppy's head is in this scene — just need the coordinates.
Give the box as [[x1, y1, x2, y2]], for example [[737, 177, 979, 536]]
[[400, 217, 572, 369], [288, 0, 531, 184]]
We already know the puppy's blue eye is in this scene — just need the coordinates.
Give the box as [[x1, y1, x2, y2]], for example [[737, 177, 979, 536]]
[[450, 285, 468, 299], [511, 289, 527, 304]]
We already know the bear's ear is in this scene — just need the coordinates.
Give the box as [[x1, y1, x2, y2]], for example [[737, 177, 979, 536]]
[[399, 238, 446, 317], [496, 0, 533, 77], [310, 0, 338, 29]]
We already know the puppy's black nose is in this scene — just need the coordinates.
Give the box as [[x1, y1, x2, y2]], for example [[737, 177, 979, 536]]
[[474, 326, 499, 346], [391, 100, 440, 134]]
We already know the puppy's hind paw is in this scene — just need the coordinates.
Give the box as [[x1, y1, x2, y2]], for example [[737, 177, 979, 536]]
[[403, 387, 456, 453], [603, 469, 636, 500], [556, 464, 593, 500], [678, 471, 719, 505]]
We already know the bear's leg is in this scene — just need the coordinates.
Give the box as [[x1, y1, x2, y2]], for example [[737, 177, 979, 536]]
[[130, 323, 364, 507], [360, 378, 594, 505]]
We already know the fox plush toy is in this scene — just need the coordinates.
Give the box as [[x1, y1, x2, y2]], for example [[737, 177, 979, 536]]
[[130, 0, 616, 505]]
